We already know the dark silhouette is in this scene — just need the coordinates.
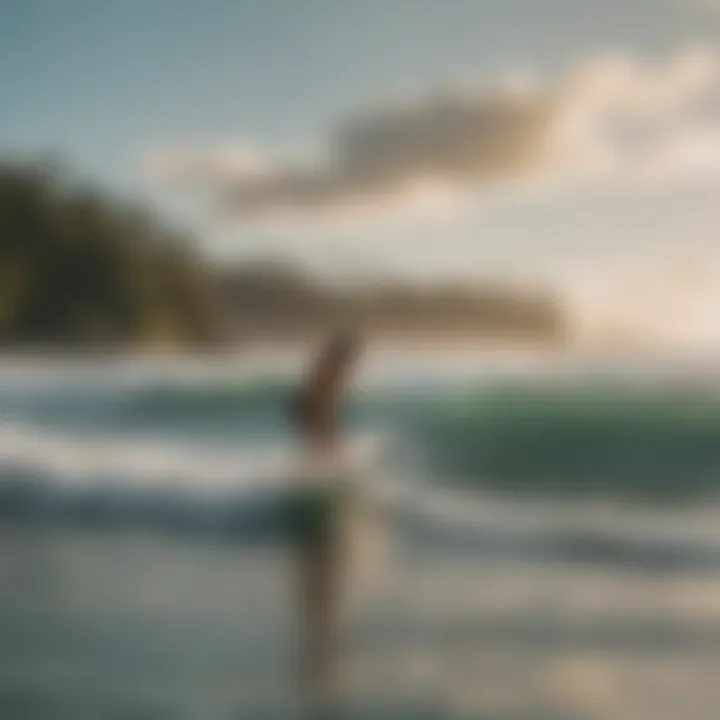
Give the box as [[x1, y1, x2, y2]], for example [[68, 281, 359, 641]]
[[0, 157, 566, 350], [288, 330, 361, 716], [0, 160, 222, 349]]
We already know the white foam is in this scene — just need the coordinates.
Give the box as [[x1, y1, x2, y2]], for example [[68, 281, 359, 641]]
[[0, 421, 388, 495]]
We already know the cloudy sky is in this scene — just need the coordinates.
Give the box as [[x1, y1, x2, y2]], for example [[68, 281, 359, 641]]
[[3, 0, 720, 342]]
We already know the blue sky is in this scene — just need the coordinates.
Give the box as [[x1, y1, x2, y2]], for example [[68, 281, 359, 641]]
[[2, 0, 714, 183], [3, 0, 720, 342]]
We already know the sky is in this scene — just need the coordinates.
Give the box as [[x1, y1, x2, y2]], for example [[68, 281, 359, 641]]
[[3, 0, 720, 344]]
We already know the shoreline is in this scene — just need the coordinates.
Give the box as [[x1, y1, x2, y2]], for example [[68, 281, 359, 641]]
[[0, 337, 718, 370]]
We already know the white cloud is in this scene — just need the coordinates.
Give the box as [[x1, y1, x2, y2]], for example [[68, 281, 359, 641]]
[[146, 46, 720, 223], [145, 143, 272, 187]]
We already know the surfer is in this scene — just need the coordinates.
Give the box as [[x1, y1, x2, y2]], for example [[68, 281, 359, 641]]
[[287, 329, 361, 715]]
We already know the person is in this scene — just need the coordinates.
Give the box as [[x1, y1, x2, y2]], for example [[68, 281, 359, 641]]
[[287, 330, 361, 716]]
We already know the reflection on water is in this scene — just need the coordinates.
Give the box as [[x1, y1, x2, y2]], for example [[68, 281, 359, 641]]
[[1, 355, 720, 718], [2, 519, 720, 719]]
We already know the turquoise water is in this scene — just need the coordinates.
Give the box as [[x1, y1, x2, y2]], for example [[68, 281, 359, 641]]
[[2, 353, 720, 718], [413, 383, 720, 501]]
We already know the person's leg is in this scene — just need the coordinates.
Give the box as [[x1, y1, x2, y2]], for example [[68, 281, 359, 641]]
[[297, 547, 344, 716], [319, 549, 343, 690]]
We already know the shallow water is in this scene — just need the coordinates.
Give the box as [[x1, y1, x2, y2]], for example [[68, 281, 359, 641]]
[[2, 352, 720, 718], [4, 521, 720, 719]]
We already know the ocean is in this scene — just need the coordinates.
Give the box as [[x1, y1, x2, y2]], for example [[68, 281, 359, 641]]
[[2, 350, 720, 719]]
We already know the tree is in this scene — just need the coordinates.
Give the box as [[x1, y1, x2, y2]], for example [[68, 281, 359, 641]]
[[0, 160, 223, 349]]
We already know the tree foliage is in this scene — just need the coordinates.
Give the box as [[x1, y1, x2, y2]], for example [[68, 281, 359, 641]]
[[0, 161, 222, 349], [0, 158, 566, 350]]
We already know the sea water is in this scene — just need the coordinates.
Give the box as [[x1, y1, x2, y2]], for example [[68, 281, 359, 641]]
[[2, 350, 720, 718]]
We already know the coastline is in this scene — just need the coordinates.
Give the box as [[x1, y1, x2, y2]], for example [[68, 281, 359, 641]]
[[0, 332, 717, 379]]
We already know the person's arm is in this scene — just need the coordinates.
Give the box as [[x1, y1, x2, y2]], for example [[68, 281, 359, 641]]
[[294, 332, 359, 442]]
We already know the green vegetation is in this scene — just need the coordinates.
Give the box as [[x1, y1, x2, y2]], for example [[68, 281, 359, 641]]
[[219, 262, 566, 343], [0, 158, 565, 350], [0, 161, 223, 349]]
